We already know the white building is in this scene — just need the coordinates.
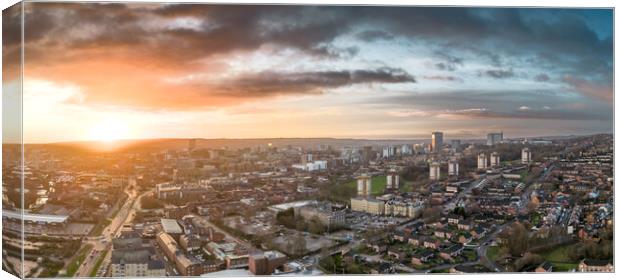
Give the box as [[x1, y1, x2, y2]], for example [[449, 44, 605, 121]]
[[382, 146, 396, 158], [357, 174, 372, 196], [522, 148, 532, 164], [448, 160, 459, 176], [490, 152, 500, 167], [400, 144, 413, 155], [429, 162, 440, 180], [386, 170, 399, 190], [292, 160, 327, 171], [477, 153, 488, 170]]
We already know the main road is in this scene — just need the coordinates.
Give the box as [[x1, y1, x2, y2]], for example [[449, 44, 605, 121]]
[[73, 188, 152, 277]]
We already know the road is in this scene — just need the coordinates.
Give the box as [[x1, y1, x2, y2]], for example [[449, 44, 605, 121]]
[[443, 178, 481, 215], [73, 188, 149, 277]]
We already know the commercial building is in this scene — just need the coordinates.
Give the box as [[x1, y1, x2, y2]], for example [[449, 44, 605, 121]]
[[109, 248, 166, 277], [206, 241, 250, 269], [160, 218, 184, 239], [351, 197, 422, 218], [155, 182, 209, 201], [291, 160, 327, 171], [487, 132, 503, 146], [431, 132, 444, 152], [156, 232, 208, 276], [294, 202, 346, 229], [110, 231, 166, 277]]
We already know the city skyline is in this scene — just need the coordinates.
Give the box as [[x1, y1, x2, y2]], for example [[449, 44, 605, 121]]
[[2, 3, 613, 143]]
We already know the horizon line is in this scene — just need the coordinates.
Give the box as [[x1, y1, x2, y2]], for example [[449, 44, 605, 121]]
[[5, 131, 613, 146]]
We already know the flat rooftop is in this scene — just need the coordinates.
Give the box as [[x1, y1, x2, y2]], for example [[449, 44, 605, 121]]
[[3, 210, 68, 224], [160, 218, 183, 234]]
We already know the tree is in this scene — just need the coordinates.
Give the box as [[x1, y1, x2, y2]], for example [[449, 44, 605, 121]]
[[514, 252, 543, 271], [308, 217, 326, 234], [140, 196, 163, 209], [506, 222, 529, 257]]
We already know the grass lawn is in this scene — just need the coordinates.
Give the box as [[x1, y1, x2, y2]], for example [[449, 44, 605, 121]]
[[538, 244, 578, 272], [65, 244, 94, 277], [486, 246, 500, 262]]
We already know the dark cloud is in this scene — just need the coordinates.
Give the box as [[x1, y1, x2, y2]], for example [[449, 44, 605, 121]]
[[355, 30, 395, 42], [370, 88, 611, 122], [433, 51, 464, 71], [4, 3, 612, 109], [211, 67, 415, 97], [485, 68, 514, 79], [446, 108, 607, 121], [423, 75, 462, 82]]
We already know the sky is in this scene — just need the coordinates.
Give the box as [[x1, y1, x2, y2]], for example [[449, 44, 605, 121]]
[[1, 3, 614, 143]]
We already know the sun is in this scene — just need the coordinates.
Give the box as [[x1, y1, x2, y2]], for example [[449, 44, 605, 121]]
[[88, 119, 130, 142]]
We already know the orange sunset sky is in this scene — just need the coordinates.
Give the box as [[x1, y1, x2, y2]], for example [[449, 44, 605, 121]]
[[2, 3, 613, 143]]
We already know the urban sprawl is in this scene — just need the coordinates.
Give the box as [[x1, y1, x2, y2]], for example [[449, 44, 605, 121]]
[[1, 132, 614, 277]]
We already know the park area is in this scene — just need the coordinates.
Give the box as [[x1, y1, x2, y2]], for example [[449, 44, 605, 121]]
[[537, 244, 578, 272]]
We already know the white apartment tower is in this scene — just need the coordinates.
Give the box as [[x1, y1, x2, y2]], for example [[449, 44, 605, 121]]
[[448, 160, 459, 176], [386, 169, 399, 190], [490, 152, 500, 167], [477, 153, 488, 170], [522, 148, 532, 164], [357, 174, 372, 196], [429, 162, 441, 180]]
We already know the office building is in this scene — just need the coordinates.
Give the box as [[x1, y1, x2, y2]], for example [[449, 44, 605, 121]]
[[487, 132, 503, 146], [431, 132, 444, 152]]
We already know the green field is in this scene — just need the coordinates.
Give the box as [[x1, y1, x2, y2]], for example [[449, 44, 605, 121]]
[[538, 244, 578, 272], [65, 244, 94, 277], [345, 176, 388, 195]]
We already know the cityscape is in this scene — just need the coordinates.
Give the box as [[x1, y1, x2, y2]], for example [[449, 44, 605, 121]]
[[1, 2, 614, 278]]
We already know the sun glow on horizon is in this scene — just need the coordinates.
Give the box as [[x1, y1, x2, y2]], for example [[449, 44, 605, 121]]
[[88, 119, 130, 143]]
